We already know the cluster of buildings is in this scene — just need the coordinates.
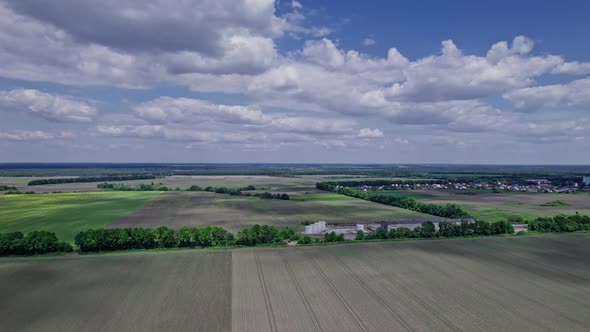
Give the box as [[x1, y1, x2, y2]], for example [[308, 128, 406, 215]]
[[303, 221, 364, 239], [354, 179, 584, 193], [301, 219, 527, 239]]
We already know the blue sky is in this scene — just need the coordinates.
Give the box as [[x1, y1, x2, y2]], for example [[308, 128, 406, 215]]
[[0, 0, 589, 163]]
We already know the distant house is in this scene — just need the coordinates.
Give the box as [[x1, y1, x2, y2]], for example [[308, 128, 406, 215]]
[[526, 179, 551, 186]]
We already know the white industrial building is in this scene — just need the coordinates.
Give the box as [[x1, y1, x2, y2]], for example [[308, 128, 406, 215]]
[[304, 221, 327, 234]]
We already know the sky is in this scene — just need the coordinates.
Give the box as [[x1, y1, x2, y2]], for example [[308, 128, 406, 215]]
[[1, 0, 590, 164]]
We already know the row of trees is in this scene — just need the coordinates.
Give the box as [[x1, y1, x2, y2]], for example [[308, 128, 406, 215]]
[[203, 185, 255, 195], [99, 183, 257, 196], [0, 185, 17, 191], [235, 225, 302, 245], [191, 185, 290, 200], [72, 224, 310, 252], [75, 226, 234, 252], [99, 183, 292, 200], [257, 192, 290, 200], [4, 214, 588, 256], [29, 174, 156, 186], [317, 184, 470, 219], [97, 183, 170, 191], [528, 214, 590, 232], [357, 220, 514, 241], [0, 231, 73, 256], [75, 225, 306, 252]]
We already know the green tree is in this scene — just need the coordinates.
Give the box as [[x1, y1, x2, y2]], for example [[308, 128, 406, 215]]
[[299, 236, 312, 244], [420, 222, 436, 238], [355, 230, 365, 240]]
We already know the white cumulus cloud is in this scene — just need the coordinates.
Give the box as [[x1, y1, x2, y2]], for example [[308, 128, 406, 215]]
[[0, 89, 96, 122], [358, 128, 383, 138]]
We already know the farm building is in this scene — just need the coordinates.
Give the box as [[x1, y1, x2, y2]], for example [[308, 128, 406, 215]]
[[304, 221, 327, 234], [380, 219, 475, 231]]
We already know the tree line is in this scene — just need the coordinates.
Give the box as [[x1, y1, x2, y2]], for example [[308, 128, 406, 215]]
[[0, 231, 73, 256], [317, 182, 470, 219], [75, 226, 234, 252], [350, 220, 513, 241], [75, 225, 307, 252], [310, 219, 515, 243], [257, 192, 290, 200], [98, 183, 171, 191], [100, 183, 290, 199], [0, 185, 17, 191], [29, 174, 156, 186], [0, 224, 308, 255], [528, 214, 590, 232], [2, 214, 587, 256]]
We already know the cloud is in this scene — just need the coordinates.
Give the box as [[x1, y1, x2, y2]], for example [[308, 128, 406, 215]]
[[96, 125, 166, 139], [358, 128, 383, 138], [0, 130, 73, 141], [300, 38, 408, 71], [0, 89, 96, 122], [134, 97, 266, 125], [552, 61, 590, 75], [0, 0, 588, 155], [291, 1, 303, 9], [133, 96, 354, 136], [504, 77, 590, 112], [362, 38, 376, 46], [387, 37, 564, 102], [3, 0, 280, 55], [0, 1, 298, 85], [95, 124, 348, 146]]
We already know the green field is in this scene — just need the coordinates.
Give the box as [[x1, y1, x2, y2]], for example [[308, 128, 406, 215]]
[[374, 190, 436, 200], [1, 234, 589, 331], [0, 192, 160, 242], [409, 190, 590, 222]]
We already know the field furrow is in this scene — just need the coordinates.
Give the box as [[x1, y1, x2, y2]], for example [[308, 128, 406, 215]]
[[279, 252, 323, 331], [256, 251, 319, 332], [232, 249, 273, 332], [307, 249, 408, 331], [280, 249, 366, 332], [0, 251, 231, 332]]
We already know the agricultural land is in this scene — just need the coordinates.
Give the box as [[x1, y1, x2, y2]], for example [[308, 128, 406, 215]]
[[1, 234, 589, 331], [0, 192, 160, 242], [109, 191, 432, 232], [408, 190, 590, 221]]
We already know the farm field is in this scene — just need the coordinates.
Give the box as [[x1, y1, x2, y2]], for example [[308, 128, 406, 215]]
[[0, 251, 231, 332], [1, 174, 439, 194], [407, 190, 590, 221], [110, 192, 433, 232], [0, 192, 160, 242], [1, 234, 589, 331], [0, 175, 322, 194], [233, 233, 590, 331]]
